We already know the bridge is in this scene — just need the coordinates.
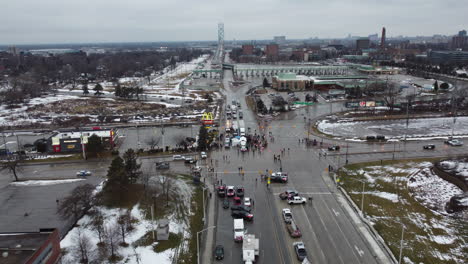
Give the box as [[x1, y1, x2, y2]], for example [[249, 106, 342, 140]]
[[233, 65, 350, 77]]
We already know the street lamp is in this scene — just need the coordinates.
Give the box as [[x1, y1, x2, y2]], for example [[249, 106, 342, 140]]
[[197, 226, 216, 264]]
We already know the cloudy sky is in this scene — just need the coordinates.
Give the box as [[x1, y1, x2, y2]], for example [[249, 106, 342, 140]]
[[1, 0, 466, 44]]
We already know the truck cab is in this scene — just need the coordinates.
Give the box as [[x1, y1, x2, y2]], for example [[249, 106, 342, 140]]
[[234, 219, 245, 242]]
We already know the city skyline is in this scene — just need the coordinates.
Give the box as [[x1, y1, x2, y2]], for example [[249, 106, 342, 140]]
[[1, 0, 467, 44]]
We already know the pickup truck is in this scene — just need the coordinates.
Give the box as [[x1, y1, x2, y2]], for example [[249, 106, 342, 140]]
[[288, 196, 307, 205], [282, 208, 293, 224]]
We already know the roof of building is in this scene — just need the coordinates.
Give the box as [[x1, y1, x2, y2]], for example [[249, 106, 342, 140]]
[[275, 72, 311, 81], [0, 231, 53, 264], [51, 129, 114, 139]]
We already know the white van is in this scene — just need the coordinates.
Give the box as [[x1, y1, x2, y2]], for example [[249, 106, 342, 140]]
[[234, 219, 245, 242]]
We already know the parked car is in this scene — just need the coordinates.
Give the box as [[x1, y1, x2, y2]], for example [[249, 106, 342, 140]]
[[222, 199, 230, 209], [279, 190, 299, 200], [271, 172, 288, 183], [282, 208, 293, 224], [214, 245, 224, 260], [184, 157, 196, 164], [423, 144, 436, 150], [239, 111, 243, 119], [226, 186, 235, 197], [200, 152, 208, 159], [231, 210, 254, 221], [230, 205, 252, 213], [328, 145, 341, 151], [293, 242, 307, 261], [233, 197, 242, 206], [173, 155, 185, 161], [288, 196, 307, 205], [445, 139, 463, 146], [76, 170, 91, 177], [155, 162, 170, 170], [217, 185, 226, 197], [244, 197, 252, 207], [287, 220, 302, 238], [235, 186, 245, 197]]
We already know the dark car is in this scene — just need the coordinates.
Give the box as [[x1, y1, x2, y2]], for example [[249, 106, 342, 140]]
[[230, 205, 251, 213], [231, 210, 254, 221], [423, 144, 436, 150], [217, 185, 226, 197], [222, 199, 230, 209], [184, 157, 196, 164], [328, 145, 340, 151], [271, 172, 288, 183], [156, 162, 170, 170], [214, 245, 224, 260], [233, 197, 242, 205], [279, 190, 299, 200], [235, 186, 245, 197]]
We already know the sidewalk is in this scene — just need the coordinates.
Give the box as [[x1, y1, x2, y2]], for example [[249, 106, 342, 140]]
[[201, 171, 217, 263]]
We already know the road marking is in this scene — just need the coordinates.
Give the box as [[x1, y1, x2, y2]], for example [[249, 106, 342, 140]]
[[332, 208, 340, 216], [354, 245, 364, 257]]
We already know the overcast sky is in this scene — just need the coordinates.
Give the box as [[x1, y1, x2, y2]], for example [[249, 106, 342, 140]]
[[1, 0, 466, 44]]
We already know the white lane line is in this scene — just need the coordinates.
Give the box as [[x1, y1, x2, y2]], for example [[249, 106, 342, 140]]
[[354, 245, 364, 257], [332, 208, 340, 217]]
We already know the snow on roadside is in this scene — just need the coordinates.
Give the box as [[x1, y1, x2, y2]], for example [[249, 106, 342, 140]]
[[10, 179, 85, 186]]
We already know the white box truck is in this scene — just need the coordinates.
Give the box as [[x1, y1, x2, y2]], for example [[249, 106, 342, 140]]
[[234, 219, 245, 242], [242, 234, 259, 263]]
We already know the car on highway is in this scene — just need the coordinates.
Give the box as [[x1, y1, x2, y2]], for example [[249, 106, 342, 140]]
[[328, 145, 341, 151], [231, 210, 254, 221], [230, 205, 252, 213], [172, 155, 185, 161], [214, 245, 224, 260], [76, 170, 91, 177], [282, 208, 293, 224], [235, 186, 245, 197], [233, 197, 242, 205], [288, 196, 307, 205], [155, 162, 170, 170], [222, 199, 230, 209], [239, 111, 243, 119], [271, 172, 288, 183], [279, 190, 299, 200], [244, 197, 252, 207], [200, 152, 208, 159], [293, 242, 307, 261], [226, 186, 235, 197], [423, 144, 436, 150], [287, 220, 302, 238], [445, 139, 463, 146]]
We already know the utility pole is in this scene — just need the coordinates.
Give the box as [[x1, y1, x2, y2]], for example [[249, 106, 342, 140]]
[[398, 224, 405, 264], [361, 181, 366, 217]]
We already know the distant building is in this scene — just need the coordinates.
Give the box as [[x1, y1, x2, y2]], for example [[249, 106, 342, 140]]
[[272, 72, 313, 91], [242, 44, 254, 55], [429, 50, 468, 64], [48, 127, 119, 153], [451, 30, 468, 50], [273, 36, 286, 44], [265, 44, 279, 58], [0, 228, 61, 264], [356, 38, 370, 50]]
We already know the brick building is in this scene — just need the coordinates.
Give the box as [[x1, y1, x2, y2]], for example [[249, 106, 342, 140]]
[[265, 44, 279, 58], [0, 228, 61, 264], [272, 73, 313, 91], [242, 44, 254, 55]]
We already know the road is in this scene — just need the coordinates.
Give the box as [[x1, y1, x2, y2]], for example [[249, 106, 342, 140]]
[[210, 58, 468, 264]]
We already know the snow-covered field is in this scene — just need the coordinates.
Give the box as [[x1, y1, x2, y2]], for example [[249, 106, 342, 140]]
[[318, 116, 468, 139], [60, 176, 194, 264], [10, 179, 85, 186], [342, 161, 467, 264]]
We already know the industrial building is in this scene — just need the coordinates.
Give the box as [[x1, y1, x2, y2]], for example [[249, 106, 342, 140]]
[[356, 38, 370, 50], [429, 50, 468, 64], [272, 72, 313, 91], [48, 127, 119, 153], [0, 229, 61, 264], [242, 44, 254, 55], [265, 44, 279, 58]]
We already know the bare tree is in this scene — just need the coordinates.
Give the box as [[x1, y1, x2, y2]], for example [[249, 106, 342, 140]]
[[383, 81, 400, 113], [91, 209, 105, 245], [58, 184, 95, 223], [104, 224, 120, 261], [117, 210, 135, 246], [72, 227, 94, 263], [0, 157, 23, 182], [145, 136, 161, 150], [158, 176, 176, 207]]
